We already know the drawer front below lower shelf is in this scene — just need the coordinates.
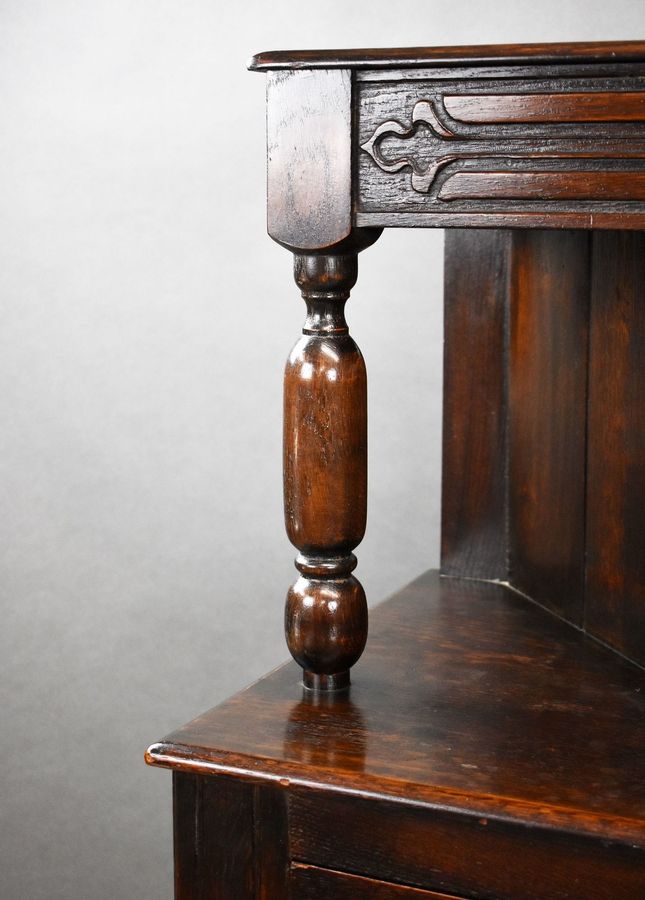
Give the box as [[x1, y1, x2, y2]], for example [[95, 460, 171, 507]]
[[288, 789, 645, 900], [291, 864, 465, 899]]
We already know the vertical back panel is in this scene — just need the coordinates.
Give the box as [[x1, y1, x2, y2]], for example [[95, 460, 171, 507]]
[[586, 231, 645, 666], [508, 231, 590, 623], [441, 230, 510, 579], [442, 231, 644, 668]]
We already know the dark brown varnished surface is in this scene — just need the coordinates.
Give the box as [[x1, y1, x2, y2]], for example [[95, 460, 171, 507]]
[[249, 41, 645, 71], [284, 255, 368, 557], [290, 788, 644, 900], [155, 41, 645, 899], [282, 241, 380, 688], [266, 69, 353, 251], [259, 42, 645, 235], [508, 230, 589, 623], [173, 774, 255, 899], [148, 570, 645, 845], [357, 77, 645, 228], [290, 864, 463, 899], [173, 773, 289, 900], [442, 229, 642, 662], [443, 91, 645, 123], [439, 171, 645, 201], [441, 230, 509, 580], [586, 231, 645, 667]]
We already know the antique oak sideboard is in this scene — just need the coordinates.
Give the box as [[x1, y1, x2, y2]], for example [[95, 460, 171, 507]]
[[146, 43, 645, 899]]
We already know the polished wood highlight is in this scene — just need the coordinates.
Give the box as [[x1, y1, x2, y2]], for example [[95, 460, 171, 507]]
[[149, 573, 645, 831], [508, 230, 589, 622], [441, 229, 509, 580], [290, 864, 463, 899], [442, 228, 643, 653], [149, 572, 645, 898], [586, 231, 645, 666], [248, 41, 645, 70], [358, 78, 645, 224], [443, 91, 645, 123], [149, 41, 645, 900], [266, 69, 353, 250], [438, 170, 645, 201], [284, 251, 371, 688], [290, 790, 645, 900], [265, 63, 382, 687]]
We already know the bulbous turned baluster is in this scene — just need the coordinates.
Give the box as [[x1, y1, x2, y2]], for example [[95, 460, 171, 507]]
[[284, 251, 369, 691]]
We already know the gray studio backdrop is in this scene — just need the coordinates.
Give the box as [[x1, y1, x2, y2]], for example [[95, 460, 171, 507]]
[[2, 1, 643, 897]]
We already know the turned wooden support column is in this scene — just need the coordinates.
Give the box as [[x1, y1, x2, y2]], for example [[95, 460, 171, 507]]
[[284, 247, 374, 691], [261, 66, 381, 688]]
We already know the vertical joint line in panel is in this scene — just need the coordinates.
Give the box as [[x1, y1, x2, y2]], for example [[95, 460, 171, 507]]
[[503, 232, 513, 584], [581, 232, 594, 635], [351, 69, 359, 224], [194, 775, 202, 892], [252, 784, 260, 899]]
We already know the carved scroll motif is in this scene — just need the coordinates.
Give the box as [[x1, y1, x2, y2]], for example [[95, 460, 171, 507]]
[[360, 99, 458, 193], [360, 92, 645, 199]]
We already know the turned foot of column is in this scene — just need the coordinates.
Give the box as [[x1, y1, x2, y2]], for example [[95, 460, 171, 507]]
[[285, 554, 367, 692]]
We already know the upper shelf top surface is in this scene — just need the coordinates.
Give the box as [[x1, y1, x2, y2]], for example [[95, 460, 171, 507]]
[[248, 40, 645, 71]]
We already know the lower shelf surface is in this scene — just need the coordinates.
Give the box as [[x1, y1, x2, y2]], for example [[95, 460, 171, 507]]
[[149, 570, 645, 899]]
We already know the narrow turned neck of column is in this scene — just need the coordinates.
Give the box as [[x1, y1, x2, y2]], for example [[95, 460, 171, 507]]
[[293, 253, 358, 336], [295, 552, 358, 578], [302, 294, 349, 335]]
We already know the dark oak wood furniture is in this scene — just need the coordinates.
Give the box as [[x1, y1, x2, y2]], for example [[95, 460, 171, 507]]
[[146, 43, 645, 898]]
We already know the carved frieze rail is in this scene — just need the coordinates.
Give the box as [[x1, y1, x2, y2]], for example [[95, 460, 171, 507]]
[[357, 79, 645, 226]]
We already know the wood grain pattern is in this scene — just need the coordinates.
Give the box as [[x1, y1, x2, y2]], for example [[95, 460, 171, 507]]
[[284, 258, 367, 556], [290, 790, 645, 900], [444, 91, 645, 123], [586, 231, 645, 667], [508, 231, 590, 622], [441, 230, 510, 579], [172, 775, 289, 900], [357, 77, 645, 227], [356, 209, 645, 229], [266, 68, 352, 250], [442, 229, 643, 659], [147, 571, 645, 844], [173, 773, 200, 900], [290, 864, 464, 899], [158, 43, 645, 900], [438, 170, 645, 201], [248, 41, 645, 71], [161, 571, 645, 898], [358, 63, 645, 83], [173, 773, 255, 900], [283, 243, 380, 689], [254, 785, 289, 900]]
